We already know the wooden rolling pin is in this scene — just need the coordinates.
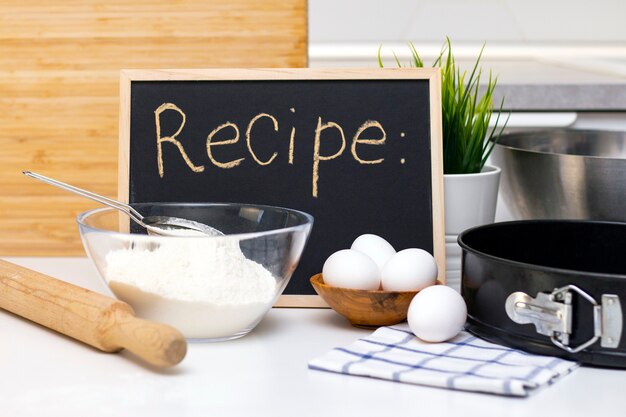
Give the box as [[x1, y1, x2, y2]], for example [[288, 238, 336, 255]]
[[0, 259, 186, 367]]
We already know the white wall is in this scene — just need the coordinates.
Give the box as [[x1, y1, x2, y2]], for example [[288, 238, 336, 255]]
[[309, 0, 626, 43]]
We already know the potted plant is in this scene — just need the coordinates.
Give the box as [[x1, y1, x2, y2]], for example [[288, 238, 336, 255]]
[[379, 39, 509, 289]]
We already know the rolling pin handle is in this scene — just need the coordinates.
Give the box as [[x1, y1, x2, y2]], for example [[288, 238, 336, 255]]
[[103, 308, 187, 368]]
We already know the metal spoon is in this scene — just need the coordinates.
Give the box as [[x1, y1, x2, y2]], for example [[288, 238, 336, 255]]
[[23, 171, 223, 237]]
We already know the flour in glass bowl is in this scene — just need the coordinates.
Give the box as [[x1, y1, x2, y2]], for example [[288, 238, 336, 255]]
[[105, 237, 277, 339]]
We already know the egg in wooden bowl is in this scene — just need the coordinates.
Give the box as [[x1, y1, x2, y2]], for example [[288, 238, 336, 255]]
[[315, 235, 441, 328], [310, 274, 423, 328]]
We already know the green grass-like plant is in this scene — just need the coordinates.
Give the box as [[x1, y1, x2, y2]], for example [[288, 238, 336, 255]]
[[378, 39, 509, 174]]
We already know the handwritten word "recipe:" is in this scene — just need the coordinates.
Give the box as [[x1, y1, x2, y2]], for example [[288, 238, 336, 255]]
[[155, 103, 393, 197]]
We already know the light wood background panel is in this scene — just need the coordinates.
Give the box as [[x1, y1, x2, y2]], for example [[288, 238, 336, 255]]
[[0, 0, 307, 256]]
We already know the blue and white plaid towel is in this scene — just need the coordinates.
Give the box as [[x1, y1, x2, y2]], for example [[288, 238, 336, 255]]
[[309, 324, 579, 397]]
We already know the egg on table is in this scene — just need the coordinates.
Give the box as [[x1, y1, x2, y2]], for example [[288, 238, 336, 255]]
[[322, 249, 381, 290], [407, 285, 467, 342], [350, 234, 396, 273], [381, 248, 438, 291]]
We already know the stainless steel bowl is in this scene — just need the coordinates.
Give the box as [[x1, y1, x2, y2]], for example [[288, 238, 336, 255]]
[[491, 129, 626, 221]]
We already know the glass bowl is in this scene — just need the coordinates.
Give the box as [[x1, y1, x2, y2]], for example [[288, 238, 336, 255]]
[[77, 203, 313, 342]]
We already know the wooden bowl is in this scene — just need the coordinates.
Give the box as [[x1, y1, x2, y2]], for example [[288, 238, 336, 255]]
[[310, 273, 419, 328]]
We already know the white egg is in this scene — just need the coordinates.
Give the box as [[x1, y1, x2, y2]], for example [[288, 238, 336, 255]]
[[322, 249, 381, 290], [407, 285, 467, 342], [350, 234, 396, 273], [380, 248, 437, 291]]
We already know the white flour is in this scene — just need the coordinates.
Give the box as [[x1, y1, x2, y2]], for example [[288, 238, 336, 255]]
[[105, 238, 277, 339]]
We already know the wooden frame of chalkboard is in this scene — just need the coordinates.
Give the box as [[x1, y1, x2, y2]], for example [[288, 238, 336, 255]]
[[119, 68, 444, 307]]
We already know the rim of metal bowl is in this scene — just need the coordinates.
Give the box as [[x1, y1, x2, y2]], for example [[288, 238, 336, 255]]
[[76, 202, 314, 240], [494, 128, 626, 161]]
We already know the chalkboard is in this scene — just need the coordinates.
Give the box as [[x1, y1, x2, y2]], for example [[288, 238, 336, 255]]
[[119, 69, 444, 307]]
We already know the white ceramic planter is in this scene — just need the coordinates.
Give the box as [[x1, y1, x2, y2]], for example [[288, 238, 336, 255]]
[[444, 165, 501, 291]]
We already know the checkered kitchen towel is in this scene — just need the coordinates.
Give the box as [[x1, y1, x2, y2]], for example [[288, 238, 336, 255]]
[[309, 324, 579, 396]]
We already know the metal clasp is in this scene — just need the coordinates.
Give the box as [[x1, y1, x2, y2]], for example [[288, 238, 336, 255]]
[[505, 285, 622, 353]]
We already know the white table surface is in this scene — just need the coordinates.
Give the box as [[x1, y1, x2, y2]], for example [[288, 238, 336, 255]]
[[1, 257, 625, 417]]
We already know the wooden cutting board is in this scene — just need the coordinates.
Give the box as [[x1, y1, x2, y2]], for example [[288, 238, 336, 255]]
[[0, 0, 307, 255]]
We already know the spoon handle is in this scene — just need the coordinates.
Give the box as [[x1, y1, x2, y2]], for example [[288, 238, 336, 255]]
[[23, 171, 145, 226]]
